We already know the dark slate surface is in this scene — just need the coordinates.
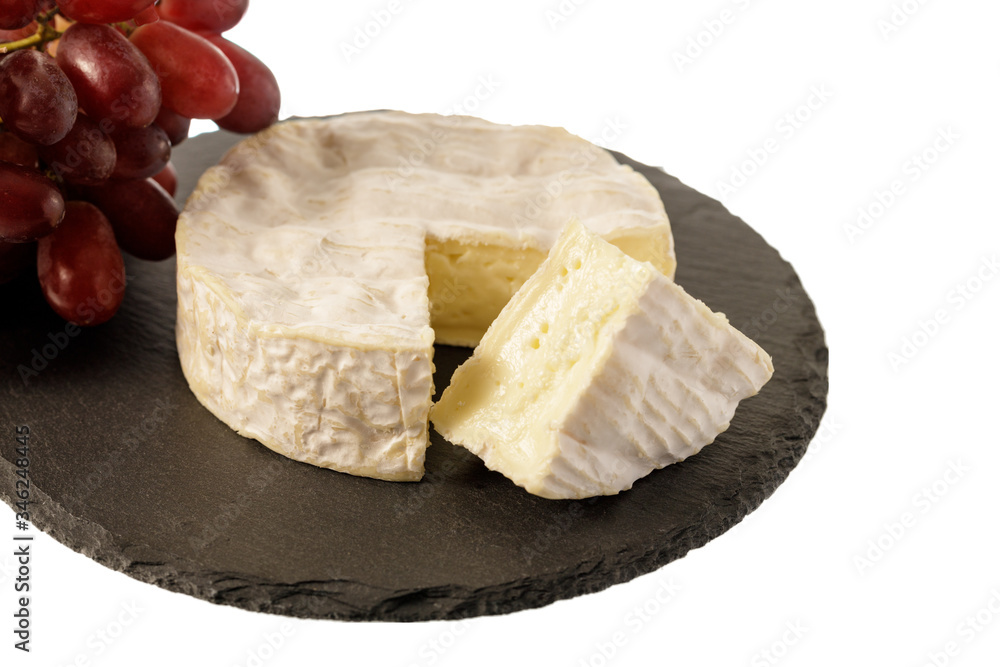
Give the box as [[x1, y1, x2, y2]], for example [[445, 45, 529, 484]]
[[0, 126, 828, 622]]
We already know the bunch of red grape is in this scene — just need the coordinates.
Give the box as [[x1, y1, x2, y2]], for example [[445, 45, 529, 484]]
[[1, 0, 280, 325]]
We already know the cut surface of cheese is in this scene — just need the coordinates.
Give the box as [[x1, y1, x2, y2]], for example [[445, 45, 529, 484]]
[[176, 112, 675, 481], [430, 221, 774, 499]]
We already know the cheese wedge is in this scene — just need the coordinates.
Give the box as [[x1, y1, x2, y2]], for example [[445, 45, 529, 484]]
[[176, 112, 675, 480], [430, 221, 773, 498]]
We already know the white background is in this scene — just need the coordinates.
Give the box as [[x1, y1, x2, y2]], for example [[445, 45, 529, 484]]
[[4, 0, 1000, 665]]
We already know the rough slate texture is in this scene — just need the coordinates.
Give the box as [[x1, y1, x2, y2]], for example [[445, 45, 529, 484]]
[[0, 125, 829, 622]]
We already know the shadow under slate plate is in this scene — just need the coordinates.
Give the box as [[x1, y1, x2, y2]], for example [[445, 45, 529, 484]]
[[0, 129, 828, 621]]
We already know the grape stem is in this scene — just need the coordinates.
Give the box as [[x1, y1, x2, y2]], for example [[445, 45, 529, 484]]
[[0, 9, 65, 54], [0, 32, 44, 54]]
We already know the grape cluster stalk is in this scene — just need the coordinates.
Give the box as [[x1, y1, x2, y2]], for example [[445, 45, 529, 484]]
[[1, 0, 281, 325]]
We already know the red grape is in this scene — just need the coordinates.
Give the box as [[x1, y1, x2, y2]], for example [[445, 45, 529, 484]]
[[0, 130, 38, 168], [0, 22, 38, 43], [109, 123, 170, 180], [0, 50, 77, 146], [132, 4, 159, 25], [151, 161, 177, 197], [208, 36, 280, 134], [56, 22, 161, 129], [0, 0, 38, 31], [38, 113, 117, 185], [154, 106, 191, 146], [37, 201, 126, 326], [156, 0, 248, 34], [79, 178, 178, 260], [0, 240, 35, 284], [130, 21, 238, 120], [0, 163, 65, 243], [55, 0, 156, 24]]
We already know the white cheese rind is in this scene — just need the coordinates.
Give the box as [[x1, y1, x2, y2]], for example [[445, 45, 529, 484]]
[[540, 272, 775, 498], [177, 268, 433, 481], [176, 112, 675, 480], [431, 221, 773, 499]]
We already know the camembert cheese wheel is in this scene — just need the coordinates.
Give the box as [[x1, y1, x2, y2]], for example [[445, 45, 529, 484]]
[[176, 112, 675, 481]]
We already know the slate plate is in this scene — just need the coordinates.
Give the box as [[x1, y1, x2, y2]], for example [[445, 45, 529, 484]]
[[0, 127, 828, 622]]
